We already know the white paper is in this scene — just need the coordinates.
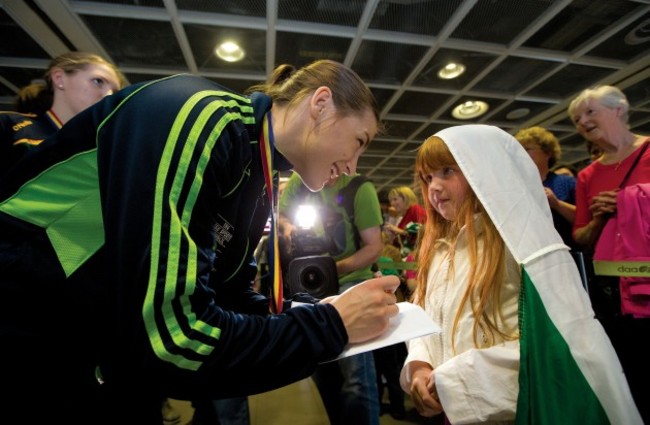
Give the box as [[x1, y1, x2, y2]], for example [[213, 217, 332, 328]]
[[328, 302, 441, 361]]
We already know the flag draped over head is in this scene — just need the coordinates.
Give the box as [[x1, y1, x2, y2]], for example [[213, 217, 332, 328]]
[[435, 125, 641, 424]]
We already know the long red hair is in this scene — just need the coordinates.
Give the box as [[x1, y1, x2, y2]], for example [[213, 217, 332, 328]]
[[413, 136, 517, 350]]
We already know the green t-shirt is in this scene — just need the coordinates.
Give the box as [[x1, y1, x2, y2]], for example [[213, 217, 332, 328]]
[[279, 173, 383, 285]]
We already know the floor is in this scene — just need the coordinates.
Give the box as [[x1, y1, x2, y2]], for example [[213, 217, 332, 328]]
[[168, 377, 439, 425]]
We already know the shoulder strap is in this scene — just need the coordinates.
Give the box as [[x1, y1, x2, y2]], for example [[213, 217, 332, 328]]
[[337, 175, 369, 249], [618, 141, 649, 189]]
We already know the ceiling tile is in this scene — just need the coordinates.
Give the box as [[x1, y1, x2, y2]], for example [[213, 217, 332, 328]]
[[279, 0, 365, 26], [369, 0, 462, 35], [383, 119, 426, 139], [276, 32, 349, 67], [390, 91, 451, 117], [474, 57, 560, 94], [81, 15, 185, 67], [442, 95, 506, 123], [525, 63, 613, 98], [523, 0, 639, 52], [587, 12, 650, 60], [415, 123, 449, 141], [489, 100, 557, 126], [353, 40, 430, 85], [185, 24, 266, 73], [178, 0, 265, 16], [414, 48, 499, 90], [452, 0, 554, 44]]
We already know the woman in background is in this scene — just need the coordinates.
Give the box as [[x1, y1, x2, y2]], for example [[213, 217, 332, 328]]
[[515, 126, 577, 249], [384, 185, 426, 256], [1, 51, 125, 174], [569, 85, 649, 422]]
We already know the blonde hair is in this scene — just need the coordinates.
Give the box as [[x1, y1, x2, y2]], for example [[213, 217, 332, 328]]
[[247, 59, 383, 135], [15, 51, 126, 115], [388, 186, 418, 209], [568, 85, 630, 125], [413, 135, 516, 351], [514, 126, 561, 167]]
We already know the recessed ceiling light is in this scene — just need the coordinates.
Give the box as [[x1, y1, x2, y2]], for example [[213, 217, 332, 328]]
[[438, 62, 465, 79], [506, 107, 531, 120], [215, 41, 245, 62], [452, 100, 489, 119]]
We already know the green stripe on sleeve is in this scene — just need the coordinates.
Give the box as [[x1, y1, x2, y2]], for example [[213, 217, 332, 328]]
[[144, 91, 255, 370]]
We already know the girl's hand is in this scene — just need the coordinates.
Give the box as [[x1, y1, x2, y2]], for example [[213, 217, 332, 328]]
[[409, 365, 443, 417]]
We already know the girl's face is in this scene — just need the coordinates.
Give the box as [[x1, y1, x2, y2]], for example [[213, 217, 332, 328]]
[[571, 99, 622, 146], [422, 166, 471, 221], [389, 194, 406, 214], [55, 63, 122, 115], [297, 108, 377, 191]]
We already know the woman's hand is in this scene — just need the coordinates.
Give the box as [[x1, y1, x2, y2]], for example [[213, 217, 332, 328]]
[[575, 189, 617, 246], [545, 187, 559, 209], [589, 189, 618, 217], [330, 275, 399, 343]]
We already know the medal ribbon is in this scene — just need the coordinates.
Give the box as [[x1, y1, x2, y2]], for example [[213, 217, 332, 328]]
[[259, 112, 284, 314]]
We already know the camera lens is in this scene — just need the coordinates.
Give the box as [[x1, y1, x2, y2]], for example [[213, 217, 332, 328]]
[[300, 265, 325, 291], [287, 256, 338, 298]]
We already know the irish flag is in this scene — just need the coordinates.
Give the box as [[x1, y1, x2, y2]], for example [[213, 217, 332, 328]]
[[437, 125, 641, 424]]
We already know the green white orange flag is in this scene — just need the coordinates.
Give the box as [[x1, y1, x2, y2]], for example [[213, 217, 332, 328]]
[[437, 125, 641, 424]]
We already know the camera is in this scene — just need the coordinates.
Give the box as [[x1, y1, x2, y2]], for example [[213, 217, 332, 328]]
[[285, 227, 339, 299]]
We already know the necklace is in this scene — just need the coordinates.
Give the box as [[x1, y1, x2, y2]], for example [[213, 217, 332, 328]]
[[609, 142, 635, 171]]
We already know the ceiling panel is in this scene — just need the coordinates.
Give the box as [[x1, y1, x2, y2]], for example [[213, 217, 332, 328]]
[[390, 90, 451, 117], [352, 39, 430, 85], [474, 57, 560, 94], [0, 0, 648, 192], [487, 100, 556, 126], [525, 63, 615, 98], [383, 119, 426, 139], [186, 24, 267, 73], [369, 0, 461, 35], [276, 31, 349, 67], [179, 0, 266, 16], [451, 0, 554, 44], [587, 12, 650, 60], [82, 15, 185, 67], [278, 0, 365, 26], [414, 49, 500, 90], [522, 0, 639, 51]]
